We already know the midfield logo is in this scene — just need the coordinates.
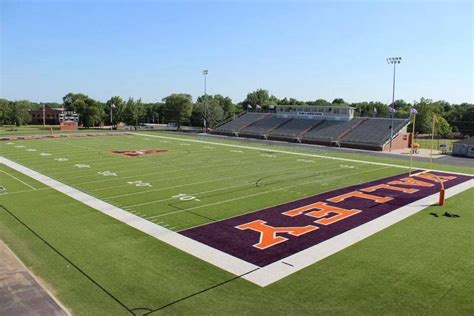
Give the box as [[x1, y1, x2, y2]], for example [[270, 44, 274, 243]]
[[180, 171, 471, 267], [112, 149, 168, 157]]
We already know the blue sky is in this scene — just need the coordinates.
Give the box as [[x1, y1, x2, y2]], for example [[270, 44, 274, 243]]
[[1, 0, 472, 104]]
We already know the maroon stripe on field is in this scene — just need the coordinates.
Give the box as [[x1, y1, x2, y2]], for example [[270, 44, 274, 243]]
[[179, 171, 472, 267]]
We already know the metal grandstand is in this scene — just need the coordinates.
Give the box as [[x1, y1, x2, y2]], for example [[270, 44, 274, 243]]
[[212, 111, 411, 151]]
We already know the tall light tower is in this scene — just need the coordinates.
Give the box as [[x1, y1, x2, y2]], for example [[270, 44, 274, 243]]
[[386, 57, 402, 151], [202, 70, 208, 132]]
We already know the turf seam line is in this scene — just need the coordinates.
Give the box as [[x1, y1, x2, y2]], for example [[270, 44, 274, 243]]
[[0, 170, 37, 190], [0, 205, 134, 315]]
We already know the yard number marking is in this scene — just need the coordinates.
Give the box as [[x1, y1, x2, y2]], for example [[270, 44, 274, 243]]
[[172, 193, 200, 201], [55, 158, 69, 162], [127, 180, 152, 187], [98, 171, 117, 177], [75, 164, 91, 168], [297, 159, 315, 163], [340, 164, 355, 169]]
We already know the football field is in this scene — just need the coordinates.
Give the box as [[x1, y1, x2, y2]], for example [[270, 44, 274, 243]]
[[1, 132, 473, 315]]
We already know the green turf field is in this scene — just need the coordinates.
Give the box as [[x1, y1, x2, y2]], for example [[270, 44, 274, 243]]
[[1, 132, 473, 315]]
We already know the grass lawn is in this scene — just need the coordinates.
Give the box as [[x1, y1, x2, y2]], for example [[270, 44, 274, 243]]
[[0, 132, 473, 314], [415, 138, 458, 153]]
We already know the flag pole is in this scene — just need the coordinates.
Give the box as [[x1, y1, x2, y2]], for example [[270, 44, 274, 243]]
[[409, 110, 416, 176], [430, 114, 436, 169]]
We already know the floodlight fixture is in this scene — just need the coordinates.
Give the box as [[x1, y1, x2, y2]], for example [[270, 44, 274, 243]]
[[386, 56, 402, 151]]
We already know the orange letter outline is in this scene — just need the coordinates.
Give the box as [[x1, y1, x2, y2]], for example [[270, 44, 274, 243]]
[[283, 201, 361, 225], [327, 191, 393, 203], [236, 219, 318, 250]]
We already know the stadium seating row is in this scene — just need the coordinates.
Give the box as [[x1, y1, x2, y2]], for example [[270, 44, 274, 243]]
[[214, 113, 410, 150]]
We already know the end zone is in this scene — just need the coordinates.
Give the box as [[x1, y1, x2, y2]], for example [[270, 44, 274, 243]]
[[180, 171, 473, 285]]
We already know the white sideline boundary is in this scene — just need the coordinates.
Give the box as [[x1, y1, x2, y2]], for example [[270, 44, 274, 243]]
[[131, 133, 474, 177], [0, 156, 259, 278], [1, 149, 473, 287]]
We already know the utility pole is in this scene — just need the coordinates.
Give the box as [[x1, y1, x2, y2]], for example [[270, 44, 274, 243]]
[[42, 103, 46, 127], [202, 70, 208, 132], [110, 103, 115, 130], [386, 57, 402, 151]]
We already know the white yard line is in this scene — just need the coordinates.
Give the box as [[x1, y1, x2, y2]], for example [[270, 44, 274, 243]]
[[107, 159, 342, 200], [127, 164, 351, 210], [145, 165, 389, 220], [0, 170, 37, 190], [0, 156, 259, 278], [132, 133, 474, 177]]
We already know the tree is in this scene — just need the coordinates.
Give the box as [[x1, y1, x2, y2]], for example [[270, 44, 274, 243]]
[[195, 94, 234, 126], [62, 93, 102, 127], [332, 98, 345, 105], [446, 103, 474, 136], [0, 99, 10, 125], [306, 99, 331, 106], [62, 93, 89, 111], [105, 96, 125, 126], [143, 102, 163, 124], [352, 101, 387, 117], [162, 94, 193, 130], [122, 98, 145, 127], [191, 98, 225, 128], [243, 89, 271, 110]]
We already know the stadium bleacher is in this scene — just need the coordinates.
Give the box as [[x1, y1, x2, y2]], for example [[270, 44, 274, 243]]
[[340, 118, 409, 146], [268, 118, 322, 139], [239, 116, 290, 136], [301, 118, 365, 143], [214, 113, 268, 133], [213, 112, 410, 151]]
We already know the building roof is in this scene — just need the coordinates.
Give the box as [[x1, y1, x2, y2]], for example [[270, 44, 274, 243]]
[[455, 136, 474, 145]]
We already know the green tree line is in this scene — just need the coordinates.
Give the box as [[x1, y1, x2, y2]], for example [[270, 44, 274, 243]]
[[1, 89, 473, 137]]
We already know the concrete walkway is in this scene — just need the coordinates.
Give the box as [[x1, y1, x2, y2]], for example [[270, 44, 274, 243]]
[[0, 241, 69, 316]]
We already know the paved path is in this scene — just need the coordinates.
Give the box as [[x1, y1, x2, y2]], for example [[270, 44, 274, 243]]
[[0, 241, 68, 316]]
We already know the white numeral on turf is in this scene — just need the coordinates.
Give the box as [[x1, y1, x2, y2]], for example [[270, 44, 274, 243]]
[[340, 164, 355, 169], [172, 193, 200, 201], [98, 171, 117, 177], [75, 164, 91, 168], [127, 180, 152, 187]]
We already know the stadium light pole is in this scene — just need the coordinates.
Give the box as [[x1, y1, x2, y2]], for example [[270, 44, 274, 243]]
[[41, 103, 46, 127], [202, 70, 208, 132], [386, 57, 402, 152]]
